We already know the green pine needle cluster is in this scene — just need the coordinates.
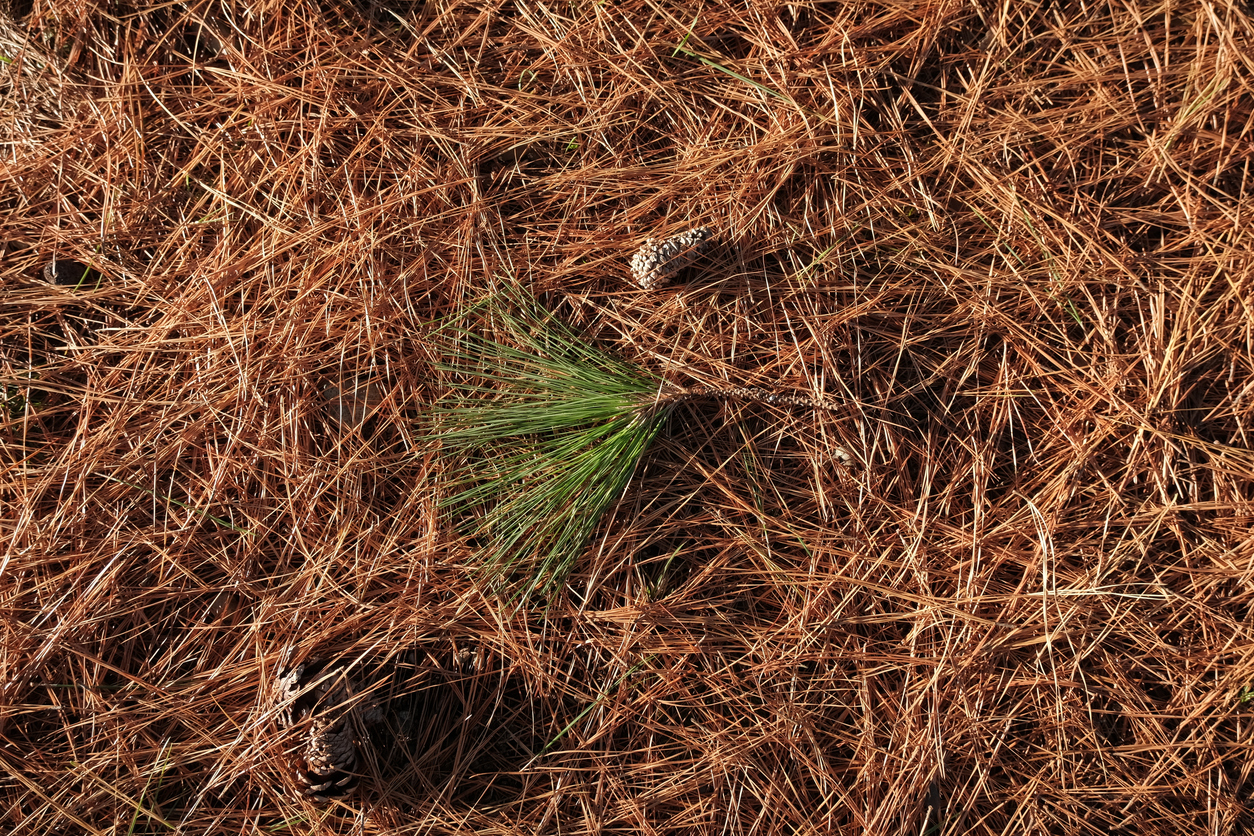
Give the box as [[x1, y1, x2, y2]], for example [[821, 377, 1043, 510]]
[[429, 289, 673, 601]]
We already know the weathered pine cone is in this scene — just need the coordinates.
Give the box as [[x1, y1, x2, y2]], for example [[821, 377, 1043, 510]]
[[629, 226, 713, 289], [275, 659, 382, 798]]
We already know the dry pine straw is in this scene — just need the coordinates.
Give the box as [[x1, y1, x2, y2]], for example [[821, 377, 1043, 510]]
[[1, 0, 1254, 834]]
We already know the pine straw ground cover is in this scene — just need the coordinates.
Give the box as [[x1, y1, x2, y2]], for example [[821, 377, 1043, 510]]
[[1, 0, 1254, 833]]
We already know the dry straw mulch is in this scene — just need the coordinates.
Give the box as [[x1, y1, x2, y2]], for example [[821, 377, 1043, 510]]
[[2, 0, 1254, 833]]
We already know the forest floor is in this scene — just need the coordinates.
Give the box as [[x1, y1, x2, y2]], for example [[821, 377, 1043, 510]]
[[2, 1, 1254, 834]]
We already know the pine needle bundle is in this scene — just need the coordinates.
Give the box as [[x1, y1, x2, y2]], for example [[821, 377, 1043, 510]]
[[429, 288, 675, 600]]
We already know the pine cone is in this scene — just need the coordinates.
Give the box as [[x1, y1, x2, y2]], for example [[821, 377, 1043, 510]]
[[275, 660, 382, 798], [629, 227, 713, 289]]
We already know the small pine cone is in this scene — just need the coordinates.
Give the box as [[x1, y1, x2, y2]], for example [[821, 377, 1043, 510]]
[[275, 660, 382, 798], [629, 226, 713, 289]]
